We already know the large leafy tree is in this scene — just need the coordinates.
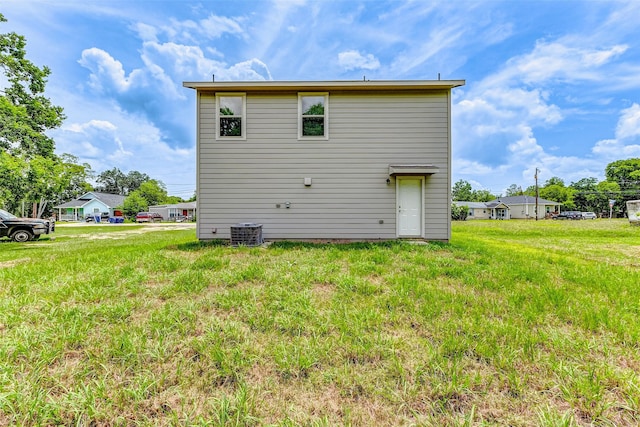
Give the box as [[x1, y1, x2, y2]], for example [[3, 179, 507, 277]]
[[0, 150, 27, 209], [124, 170, 151, 194], [570, 177, 601, 213], [57, 154, 93, 203], [540, 184, 575, 209], [122, 192, 147, 217], [452, 180, 474, 201], [136, 180, 168, 206], [597, 180, 621, 215], [544, 177, 565, 187], [1, 13, 64, 158], [121, 180, 170, 216], [95, 168, 151, 195], [0, 14, 88, 217], [474, 189, 496, 202], [604, 158, 640, 214], [95, 167, 127, 194]]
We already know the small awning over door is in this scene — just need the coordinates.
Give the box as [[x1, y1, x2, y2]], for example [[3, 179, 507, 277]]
[[389, 164, 439, 176]]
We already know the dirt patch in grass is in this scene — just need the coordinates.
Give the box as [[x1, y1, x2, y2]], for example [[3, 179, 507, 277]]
[[0, 258, 29, 268]]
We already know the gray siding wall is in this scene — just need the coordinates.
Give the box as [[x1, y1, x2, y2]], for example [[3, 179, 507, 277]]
[[197, 90, 451, 241]]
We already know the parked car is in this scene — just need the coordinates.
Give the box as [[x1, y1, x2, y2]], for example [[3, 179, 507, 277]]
[[553, 211, 583, 220], [582, 212, 597, 220], [136, 212, 163, 223], [0, 209, 55, 242]]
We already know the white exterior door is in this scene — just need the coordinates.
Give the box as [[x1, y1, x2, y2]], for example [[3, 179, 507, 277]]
[[397, 178, 423, 237]]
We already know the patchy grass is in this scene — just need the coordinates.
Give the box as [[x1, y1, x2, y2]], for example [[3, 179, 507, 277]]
[[0, 220, 638, 425]]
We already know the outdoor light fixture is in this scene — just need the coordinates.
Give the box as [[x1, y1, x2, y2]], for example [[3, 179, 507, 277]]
[[386, 178, 391, 184]]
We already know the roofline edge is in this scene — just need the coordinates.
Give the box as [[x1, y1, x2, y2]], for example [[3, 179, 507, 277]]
[[182, 79, 466, 91]]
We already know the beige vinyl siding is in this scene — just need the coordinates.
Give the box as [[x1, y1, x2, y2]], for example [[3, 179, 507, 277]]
[[197, 90, 451, 241]]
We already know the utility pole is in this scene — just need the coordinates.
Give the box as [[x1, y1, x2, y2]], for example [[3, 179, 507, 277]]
[[535, 168, 540, 221]]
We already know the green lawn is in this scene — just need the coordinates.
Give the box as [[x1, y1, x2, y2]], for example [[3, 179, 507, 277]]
[[0, 220, 638, 426]]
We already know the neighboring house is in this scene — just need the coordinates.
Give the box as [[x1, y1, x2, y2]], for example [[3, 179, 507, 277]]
[[491, 196, 561, 219], [455, 196, 561, 220], [453, 202, 493, 220], [54, 192, 125, 221], [485, 200, 511, 219], [149, 202, 196, 221], [183, 79, 465, 242]]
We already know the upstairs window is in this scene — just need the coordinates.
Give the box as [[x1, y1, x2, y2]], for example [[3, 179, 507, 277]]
[[299, 93, 328, 139], [216, 94, 246, 139]]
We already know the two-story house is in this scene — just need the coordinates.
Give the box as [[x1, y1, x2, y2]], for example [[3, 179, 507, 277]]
[[183, 80, 464, 242]]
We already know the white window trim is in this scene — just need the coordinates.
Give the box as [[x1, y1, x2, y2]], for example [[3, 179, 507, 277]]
[[298, 92, 329, 140], [216, 93, 246, 140]]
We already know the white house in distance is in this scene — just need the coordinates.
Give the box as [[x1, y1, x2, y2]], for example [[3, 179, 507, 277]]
[[149, 201, 196, 221], [54, 192, 125, 221], [183, 79, 465, 242], [455, 196, 561, 220]]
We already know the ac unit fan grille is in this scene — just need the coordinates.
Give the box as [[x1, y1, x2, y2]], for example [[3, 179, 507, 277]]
[[230, 223, 263, 246]]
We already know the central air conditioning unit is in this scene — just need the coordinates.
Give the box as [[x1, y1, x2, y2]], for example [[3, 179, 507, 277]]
[[230, 223, 263, 246]]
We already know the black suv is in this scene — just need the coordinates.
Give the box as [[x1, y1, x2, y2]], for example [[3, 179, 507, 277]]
[[553, 211, 583, 220], [0, 209, 55, 242]]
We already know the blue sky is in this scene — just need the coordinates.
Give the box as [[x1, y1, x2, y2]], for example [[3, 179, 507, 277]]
[[2, 0, 640, 198]]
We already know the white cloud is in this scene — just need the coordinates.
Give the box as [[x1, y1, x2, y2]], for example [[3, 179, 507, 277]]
[[452, 28, 634, 192], [591, 104, 640, 160], [592, 138, 640, 159], [151, 14, 247, 44], [53, 113, 195, 196], [486, 41, 628, 87], [132, 22, 158, 42], [65, 120, 117, 133], [615, 103, 640, 140], [226, 58, 273, 81], [338, 50, 380, 71], [78, 48, 144, 93], [198, 15, 246, 39], [453, 158, 501, 176], [389, 24, 464, 75], [508, 125, 544, 157]]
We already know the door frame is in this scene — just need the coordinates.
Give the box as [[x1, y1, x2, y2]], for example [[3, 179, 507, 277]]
[[396, 176, 425, 238]]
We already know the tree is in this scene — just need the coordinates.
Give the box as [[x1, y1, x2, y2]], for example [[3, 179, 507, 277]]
[[95, 167, 127, 194], [474, 189, 496, 202], [136, 180, 168, 206], [505, 184, 522, 197], [451, 203, 469, 221], [0, 151, 91, 216], [302, 103, 325, 136], [570, 177, 600, 212], [604, 158, 640, 214], [57, 154, 93, 203], [1, 13, 65, 158], [452, 180, 474, 201], [0, 14, 79, 217], [597, 180, 621, 216], [544, 177, 565, 187], [124, 170, 151, 195], [121, 179, 169, 216], [604, 158, 640, 187], [122, 191, 147, 217], [95, 168, 151, 195], [165, 195, 183, 204], [540, 183, 575, 209], [0, 150, 27, 210]]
